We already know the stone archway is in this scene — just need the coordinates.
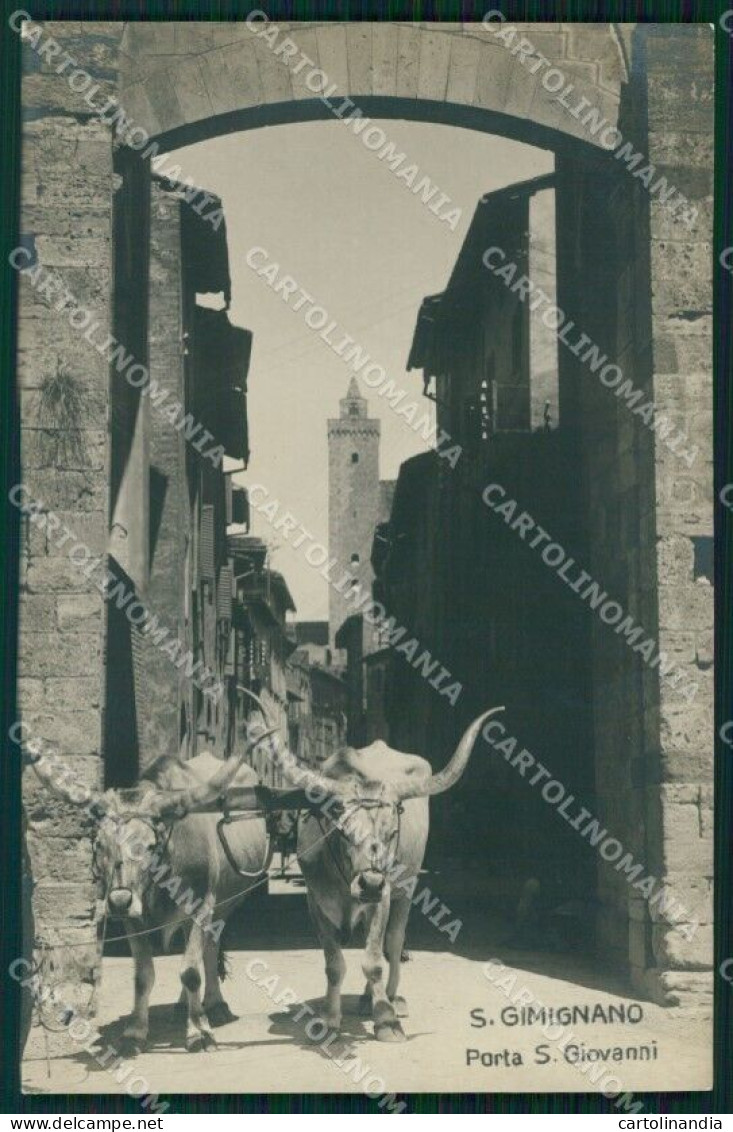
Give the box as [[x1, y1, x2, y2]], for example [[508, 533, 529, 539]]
[[116, 21, 627, 152], [17, 19, 713, 1035]]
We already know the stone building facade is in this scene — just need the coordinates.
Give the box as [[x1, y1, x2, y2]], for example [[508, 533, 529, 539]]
[[229, 533, 296, 787], [15, 19, 713, 1024]]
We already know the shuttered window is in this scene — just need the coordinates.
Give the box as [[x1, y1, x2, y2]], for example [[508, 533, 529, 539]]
[[200, 504, 215, 580], [217, 564, 233, 621]]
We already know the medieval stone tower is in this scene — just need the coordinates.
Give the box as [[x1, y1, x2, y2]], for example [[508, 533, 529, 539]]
[[327, 378, 382, 646]]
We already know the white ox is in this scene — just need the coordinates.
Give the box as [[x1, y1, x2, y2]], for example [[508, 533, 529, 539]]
[[28, 731, 275, 1053], [249, 705, 503, 1043]]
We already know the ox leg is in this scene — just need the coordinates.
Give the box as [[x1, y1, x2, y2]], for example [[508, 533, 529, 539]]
[[363, 896, 405, 1043], [384, 898, 410, 1018], [121, 931, 154, 1054], [308, 894, 345, 1031], [180, 912, 216, 1052], [203, 935, 236, 1028]]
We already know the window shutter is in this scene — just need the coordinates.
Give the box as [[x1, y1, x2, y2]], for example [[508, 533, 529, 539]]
[[200, 504, 215, 580], [232, 487, 249, 528], [224, 626, 235, 676], [217, 564, 233, 621]]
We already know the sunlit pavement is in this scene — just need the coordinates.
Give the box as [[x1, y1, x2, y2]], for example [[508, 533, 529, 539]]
[[23, 942, 711, 1097]]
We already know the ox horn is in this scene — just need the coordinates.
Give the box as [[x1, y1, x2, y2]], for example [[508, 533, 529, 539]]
[[236, 685, 344, 800], [25, 746, 105, 812], [150, 727, 279, 818], [396, 706, 505, 799]]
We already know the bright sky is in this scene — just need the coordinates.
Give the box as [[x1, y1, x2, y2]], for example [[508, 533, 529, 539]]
[[173, 120, 553, 619]]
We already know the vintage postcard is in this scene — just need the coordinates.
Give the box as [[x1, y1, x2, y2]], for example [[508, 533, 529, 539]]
[[10, 12, 718, 1112]]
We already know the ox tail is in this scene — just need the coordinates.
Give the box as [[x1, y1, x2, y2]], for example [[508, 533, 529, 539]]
[[218, 948, 231, 981]]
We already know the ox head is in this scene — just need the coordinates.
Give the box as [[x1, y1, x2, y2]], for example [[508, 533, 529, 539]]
[[27, 730, 277, 920], [239, 688, 503, 905]]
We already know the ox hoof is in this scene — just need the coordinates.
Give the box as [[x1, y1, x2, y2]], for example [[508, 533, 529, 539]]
[[358, 993, 372, 1017], [374, 1019, 405, 1043], [206, 1002, 237, 1028], [390, 995, 408, 1018], [186, 1029, 217, 1053], [119, 1033, 146, 1057]]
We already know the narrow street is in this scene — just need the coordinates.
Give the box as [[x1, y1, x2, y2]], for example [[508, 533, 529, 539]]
[[24, 872, 711, 1098]]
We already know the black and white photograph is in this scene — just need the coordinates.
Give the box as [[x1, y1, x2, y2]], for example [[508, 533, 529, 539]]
[[3, 7, 729, 1120]]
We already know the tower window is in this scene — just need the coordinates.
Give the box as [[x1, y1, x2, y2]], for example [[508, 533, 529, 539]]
[[350, 553, 360, 566], [351, 452, 359, 463], [349, 405, 358, 416]]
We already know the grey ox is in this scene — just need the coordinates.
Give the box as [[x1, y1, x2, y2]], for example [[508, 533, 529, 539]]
[[250, 704, 503, 1043], [29, 731, 275, 1054]]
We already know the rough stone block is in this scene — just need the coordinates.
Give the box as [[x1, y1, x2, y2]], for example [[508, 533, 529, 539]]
[[44, 676, 102, 712], [650, 240, 713, 318], [395, 26, 421, 99], [23, 430, 106, 474], [646, 784, 713, 875], [647, 874, 712, 926], [474, 41, 513, 114], [658, 969, 713, 1006], [28, 835, 94, 884], [315, 24, 349, 99], [24, 555, 97, 595], [17, 677, 46, 713], [19, 632, 101, 679], [163, 55, 212, 124], [660, 689, 713, 752], [140, 67, 186, 132], [23, 757, 102, 836], [417, 29, 451, 101], [371, 23, 398, 98], [19, 470, 106, 513], [252, 38, 294, 105], [658, 747, 713, 785], [345, 23, 372, 97], [656, 535, 694, 585], [658, 583, 713, 631], [652, 922, 712, 970], [22, 74, 117, 119], [32, 882, 96, 927], [19, 596, 56, 633], [115, 81, 161, 138], [23, 709, 102, 757], [503, 59, 541, 120], [57, 594, 102, 632], [40, 512, 107, 557], [645, 71, 714, 135]]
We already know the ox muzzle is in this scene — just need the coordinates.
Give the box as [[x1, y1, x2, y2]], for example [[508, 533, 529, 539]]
[[351, 869, 387, 904], [107, 887, 144, 919]]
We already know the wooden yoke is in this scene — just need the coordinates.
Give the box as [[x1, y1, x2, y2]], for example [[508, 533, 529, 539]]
[[190, 785, 316, 816]]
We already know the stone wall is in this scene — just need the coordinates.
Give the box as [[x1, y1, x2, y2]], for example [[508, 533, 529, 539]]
[[134, 180, 187, 767], [640, 25, 714, 1007], [19, 22, 120, 1052], [554, 25, 714, 1004]]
